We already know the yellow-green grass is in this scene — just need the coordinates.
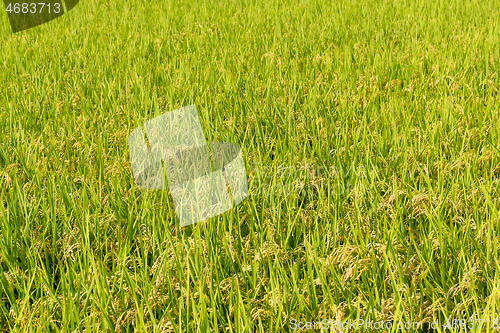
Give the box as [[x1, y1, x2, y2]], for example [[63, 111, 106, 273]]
[[1, 0, 500, 331]]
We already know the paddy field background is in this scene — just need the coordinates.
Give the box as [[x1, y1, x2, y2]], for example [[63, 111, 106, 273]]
[[1, 0, 500, 331]]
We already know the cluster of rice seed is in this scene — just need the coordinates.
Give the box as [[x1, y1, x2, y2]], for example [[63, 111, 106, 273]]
[[1, 0, 500, 331]]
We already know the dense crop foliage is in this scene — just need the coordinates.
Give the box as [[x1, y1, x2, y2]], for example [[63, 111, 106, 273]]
[[1, 0, 500, 331]]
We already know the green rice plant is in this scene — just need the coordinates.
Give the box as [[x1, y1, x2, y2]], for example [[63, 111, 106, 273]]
[[1, 0, 500, 331]]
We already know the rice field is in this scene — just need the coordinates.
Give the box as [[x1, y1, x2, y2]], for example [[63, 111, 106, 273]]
[[1, 0, 500, 331]]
